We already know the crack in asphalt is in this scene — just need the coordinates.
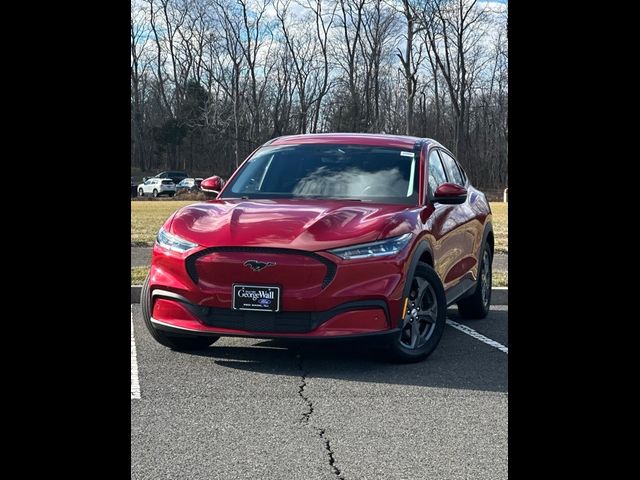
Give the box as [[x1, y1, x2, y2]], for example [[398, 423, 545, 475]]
[[296, 352, 345, 480]]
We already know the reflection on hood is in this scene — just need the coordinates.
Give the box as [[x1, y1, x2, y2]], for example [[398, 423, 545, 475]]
[[292, 167, 409, 198]]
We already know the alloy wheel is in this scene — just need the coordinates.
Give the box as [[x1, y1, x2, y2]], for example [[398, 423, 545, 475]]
[[400, 276, 438, 349], [481, 250, 491, 308]]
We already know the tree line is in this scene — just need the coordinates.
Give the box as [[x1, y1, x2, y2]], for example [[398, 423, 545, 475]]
[[131, 0, 507, 188]]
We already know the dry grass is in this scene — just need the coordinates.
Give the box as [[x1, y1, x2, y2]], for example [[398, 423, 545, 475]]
[[489, 202, 508, 254], [492, 270, 508, 287], [131, 266, 150, 285], [131, 200, 198, 246]]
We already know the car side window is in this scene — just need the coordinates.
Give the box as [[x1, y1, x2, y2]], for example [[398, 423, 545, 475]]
[[428, 150, 448, 195], [439, 151, 464, 186], [458, 164, 467, 184]]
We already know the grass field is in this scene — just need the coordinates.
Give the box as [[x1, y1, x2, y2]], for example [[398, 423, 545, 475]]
[[131, 266, 150, 285], [490, 202, 508, 253], [131, 201, 197, 246], [492, 270, 508, 287]]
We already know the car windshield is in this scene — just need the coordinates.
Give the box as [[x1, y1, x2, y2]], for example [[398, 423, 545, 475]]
[[220, 144, 419, 205]]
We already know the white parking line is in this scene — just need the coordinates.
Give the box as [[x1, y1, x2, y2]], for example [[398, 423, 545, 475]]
[[446, 319, 508, 354], [131, 305, 141, 399]]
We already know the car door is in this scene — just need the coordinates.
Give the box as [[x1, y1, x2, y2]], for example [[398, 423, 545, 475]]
[[423, 147, 460, 289], [144, 179, 154, 194], [436, 149, 480, 290]]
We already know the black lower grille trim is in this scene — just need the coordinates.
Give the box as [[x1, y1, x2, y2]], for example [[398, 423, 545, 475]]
[[200, 301, 388, 333], [152, 290, 389, 333]]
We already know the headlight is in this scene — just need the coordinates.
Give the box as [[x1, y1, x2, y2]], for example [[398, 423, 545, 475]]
[[327, 233, 413, 260], [156, 227, 198, 253]]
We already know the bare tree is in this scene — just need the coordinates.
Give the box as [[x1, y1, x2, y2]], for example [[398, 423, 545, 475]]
[[299, 0, 337, 133], [237, 0, 270, 145], [130, 0, 507, 188], [420, 0, 488, 165], [394, 0, 426, 135], [337, 0, 366, 131], [361, 0, 397, 131], [131, 5, 151, 170], [212, 0, 246, 167]]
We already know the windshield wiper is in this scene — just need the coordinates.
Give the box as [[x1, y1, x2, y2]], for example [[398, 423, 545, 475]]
[[294, 195, 362, 201]]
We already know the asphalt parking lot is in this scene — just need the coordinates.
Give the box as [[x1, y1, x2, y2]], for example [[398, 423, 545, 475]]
[[131, 304, 508, 479]]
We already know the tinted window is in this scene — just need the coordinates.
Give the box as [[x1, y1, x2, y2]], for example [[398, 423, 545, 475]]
[[428, 150, 448, 194], [161, 180, 173, 185], [220, 144, 419, 205], [439, 151, 464, 185], [458, 164, 467, 184]]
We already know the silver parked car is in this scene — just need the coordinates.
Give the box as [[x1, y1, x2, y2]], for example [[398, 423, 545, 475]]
[[137, 178, 176, 197]]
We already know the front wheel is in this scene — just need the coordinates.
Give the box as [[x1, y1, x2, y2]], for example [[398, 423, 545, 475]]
[[141, 274, 219, 350], [457, 244, 492, 319], [138, 188, 144, 197], [388, 262, 446, 363]]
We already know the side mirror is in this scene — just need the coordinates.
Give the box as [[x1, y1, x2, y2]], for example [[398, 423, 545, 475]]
[[200, 176, 224, 197], [432, 183, 467, 205]]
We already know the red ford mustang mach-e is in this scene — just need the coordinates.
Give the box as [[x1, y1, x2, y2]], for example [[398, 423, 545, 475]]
[[142, 134, 493, 362]]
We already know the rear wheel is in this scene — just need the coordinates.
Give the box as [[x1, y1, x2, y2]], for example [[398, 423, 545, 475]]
[[138, 188, 144, 197], [457, 244, 492, 319], [141, 274, 219, 350], [152, 189, 158, 197], [388, 262, 446, 363]]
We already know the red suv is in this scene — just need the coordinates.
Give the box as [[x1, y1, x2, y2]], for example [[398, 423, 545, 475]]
[[142, 134, 493, 362]]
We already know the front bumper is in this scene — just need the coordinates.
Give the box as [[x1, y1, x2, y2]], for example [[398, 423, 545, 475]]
[[147, 243, 410, 338]]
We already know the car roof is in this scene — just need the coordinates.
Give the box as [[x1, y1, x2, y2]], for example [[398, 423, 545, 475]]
[[267, 133, 439, 150]]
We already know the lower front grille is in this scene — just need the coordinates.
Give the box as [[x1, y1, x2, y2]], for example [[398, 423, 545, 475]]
[[151, 290, 391, 333], [201, 309, 320, 333]]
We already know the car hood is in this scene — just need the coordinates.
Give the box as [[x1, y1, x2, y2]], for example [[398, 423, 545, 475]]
[[169, 199, 418, 251]]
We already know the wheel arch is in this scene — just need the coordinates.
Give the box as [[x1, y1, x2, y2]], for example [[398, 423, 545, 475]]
[[402, 238, 435, 301], [481, 222, 494, 259]]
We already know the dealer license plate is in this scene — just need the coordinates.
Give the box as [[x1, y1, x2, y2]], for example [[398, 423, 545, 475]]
[[233, 284, 281, 312]]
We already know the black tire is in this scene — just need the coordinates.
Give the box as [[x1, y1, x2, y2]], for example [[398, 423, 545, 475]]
[[168, 192, 175, 197], [457, 243, 492, 319], [152, 189, 158, 198], [141, 274, 219, 350], [388, 262, 447, 363], [138, 188, 144, 197]]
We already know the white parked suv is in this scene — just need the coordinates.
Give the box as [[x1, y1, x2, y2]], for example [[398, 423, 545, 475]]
[[137, 178, 176, 197]]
